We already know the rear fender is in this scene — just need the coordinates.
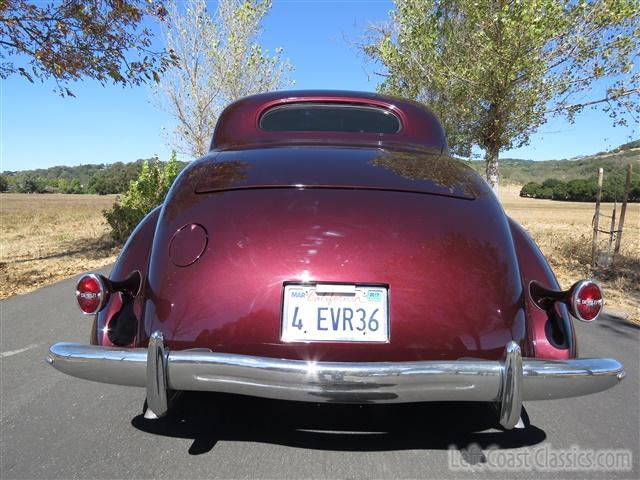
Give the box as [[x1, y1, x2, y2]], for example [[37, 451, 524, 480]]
[[508, 218, 576, 359], [91, 207, 161, 347]]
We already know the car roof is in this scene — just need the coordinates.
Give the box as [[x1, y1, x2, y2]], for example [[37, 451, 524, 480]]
[[210, 90, 449, 154]]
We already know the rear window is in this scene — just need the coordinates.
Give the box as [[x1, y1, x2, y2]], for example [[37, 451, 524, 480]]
[[259, 103, 401, 134]]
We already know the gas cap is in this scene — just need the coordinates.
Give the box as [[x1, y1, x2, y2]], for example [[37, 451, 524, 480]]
[[169, 224, 208, 267]]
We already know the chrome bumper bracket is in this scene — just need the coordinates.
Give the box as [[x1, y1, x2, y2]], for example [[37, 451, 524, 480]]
[[146, 331, 169, 418], [498, 341, 523, 430]]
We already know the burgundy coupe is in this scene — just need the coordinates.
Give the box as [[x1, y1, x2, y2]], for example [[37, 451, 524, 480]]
[[48, 91, 624, 430]]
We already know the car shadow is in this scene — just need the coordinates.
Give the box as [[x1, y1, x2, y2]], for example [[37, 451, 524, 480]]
[[595, 312, 640, 336], [131, 392, 546, 456]]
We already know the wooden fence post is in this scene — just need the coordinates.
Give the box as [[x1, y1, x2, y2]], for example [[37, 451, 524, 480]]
[[606, 202, 616, 267], [591, 168, 603, 268], [614, 163, 633, 256]]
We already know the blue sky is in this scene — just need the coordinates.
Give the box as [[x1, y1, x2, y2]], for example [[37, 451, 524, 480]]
[[1, 0, 638, 172]]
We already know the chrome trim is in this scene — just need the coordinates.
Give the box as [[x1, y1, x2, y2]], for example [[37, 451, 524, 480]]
[[521, 357, 624, 400], [49, 343, 147, 386], [47, 338, 624, 414], [146, 332, 168, 417], [498, 341, 523, 429]]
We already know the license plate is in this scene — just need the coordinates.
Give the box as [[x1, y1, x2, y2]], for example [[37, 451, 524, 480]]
[[281, 284, 389, 342]]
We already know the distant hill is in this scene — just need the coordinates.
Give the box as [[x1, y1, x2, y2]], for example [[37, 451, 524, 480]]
[[1, 158, 188, 194], [464, 139, 639, 185], [1, 140, 638, 195]]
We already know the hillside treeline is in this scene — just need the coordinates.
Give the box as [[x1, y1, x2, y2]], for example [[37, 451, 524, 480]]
[[1, 140, 637, 197], [517, 139, 639, 202], [466, 140, 639, 185], [0, 159, 187, 194], [520, 175, 640, 202]]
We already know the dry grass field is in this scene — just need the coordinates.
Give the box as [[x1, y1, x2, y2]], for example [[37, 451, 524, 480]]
[[0, 194, 119, 298], [1, 189, 638, 320]]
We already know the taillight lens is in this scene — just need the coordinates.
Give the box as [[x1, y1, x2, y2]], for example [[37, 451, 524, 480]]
[[570, 280, 603, 322], [76, 274, 107, 315]]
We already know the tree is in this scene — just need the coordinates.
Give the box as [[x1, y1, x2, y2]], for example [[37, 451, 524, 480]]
[[104, 151, 179, 242], [520, 182, 542, 198], [155, 0, 294, 158], [15, 174, 46, 193], [0, 174, 8, 192], [60, 178, 83, 194], [542, 178, 563, 190], [362, 0, 639, 189], [0, 0, 173, 96], [87, 174, 112, 195], [552, 182, 569, 201]]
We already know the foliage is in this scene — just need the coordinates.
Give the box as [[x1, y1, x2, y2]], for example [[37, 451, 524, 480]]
[[58, 178, 83, 194], [0, 0, 173, 96], [86, 162, 148, 194], [87, 174, 119, 195], [15, 174, 47, 193], [104, 151, 180, 242], [464, 140, 639, 185], [0, 175, 8, 192], [155, 0, 294, 157], [361, 0, 640, 188], [1, 158, 189, 194], [520, 175, 639, 202], [3, 163, 114, 187]]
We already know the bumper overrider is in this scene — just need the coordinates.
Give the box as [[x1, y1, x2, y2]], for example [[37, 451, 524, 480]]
[[47, 332, 625, 430]]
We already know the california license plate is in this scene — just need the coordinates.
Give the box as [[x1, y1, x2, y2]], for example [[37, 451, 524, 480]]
[[281, 284, 389, 342]]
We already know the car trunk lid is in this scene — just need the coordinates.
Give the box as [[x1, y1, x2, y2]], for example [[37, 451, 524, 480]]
[[194, 147, 487, 200]]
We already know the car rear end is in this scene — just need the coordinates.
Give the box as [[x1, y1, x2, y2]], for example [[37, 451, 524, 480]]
[[48, 91, 624, 429]]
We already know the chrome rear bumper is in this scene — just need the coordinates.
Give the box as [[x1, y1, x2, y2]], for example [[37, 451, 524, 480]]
[[47, 333, 625, 430]]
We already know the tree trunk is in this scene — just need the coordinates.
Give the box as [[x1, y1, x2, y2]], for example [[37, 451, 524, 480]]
[[485, 146, 500, 191]]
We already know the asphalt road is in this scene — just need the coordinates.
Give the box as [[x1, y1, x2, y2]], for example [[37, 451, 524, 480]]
[[1, 266, 638, 479]]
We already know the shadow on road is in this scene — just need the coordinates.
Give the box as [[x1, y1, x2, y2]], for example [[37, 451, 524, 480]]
[[131, 392, 546, 456], [596, 312, 640, 337]]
